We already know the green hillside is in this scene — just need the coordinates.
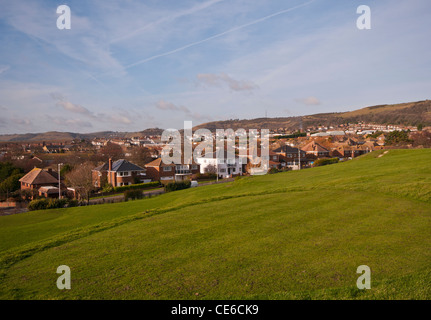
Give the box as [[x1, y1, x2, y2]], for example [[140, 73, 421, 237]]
[[0, 149, 430, 299]]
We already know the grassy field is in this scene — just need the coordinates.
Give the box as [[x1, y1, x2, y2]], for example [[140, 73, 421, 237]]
[[0, 149, 430, 299]]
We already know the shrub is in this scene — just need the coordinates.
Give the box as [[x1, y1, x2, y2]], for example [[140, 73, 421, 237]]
[[28, 198, 50, 211], [67, 199, 79, 207], [28, 198, 79, 211], [195, 173, 217, 181], [46, 198, 68, 209], [113, 181, 160, 193], [164, 181, 191, 192], [313, 158, 339, 167], [124, 189, 143, 201], [102, 183, 114, 193], [268, 167, 280, 174]]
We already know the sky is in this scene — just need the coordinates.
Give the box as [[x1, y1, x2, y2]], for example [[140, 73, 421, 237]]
[[0, 0, 430, 134]]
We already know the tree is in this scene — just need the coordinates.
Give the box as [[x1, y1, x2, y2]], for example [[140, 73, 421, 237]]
[[0, 173, 24, 193], [204, 164, 217, 174], [100, 142, 124, 161], [60, 163, 73, 176], [128, 147, 152, 168], [65, 162, 96, 203], [411, 130, 431, 147], [0, 162, 23, 183], [385, 130, 411, 146]]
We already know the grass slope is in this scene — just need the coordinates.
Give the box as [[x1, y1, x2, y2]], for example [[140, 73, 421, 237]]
[[0, 149, 430, 299]]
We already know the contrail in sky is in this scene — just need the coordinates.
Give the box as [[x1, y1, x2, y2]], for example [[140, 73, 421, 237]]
[[124, 0, 316, 70]]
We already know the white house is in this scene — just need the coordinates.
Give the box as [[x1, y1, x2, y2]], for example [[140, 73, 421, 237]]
[[196, 149, 243, 179]]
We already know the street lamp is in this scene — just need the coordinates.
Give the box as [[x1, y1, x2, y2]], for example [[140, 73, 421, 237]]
[[58, 163, 63, 199]]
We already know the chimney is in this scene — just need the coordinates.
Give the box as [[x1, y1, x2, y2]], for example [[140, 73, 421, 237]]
[[108, 158, 112, 171], [48, 168, 52, 174]]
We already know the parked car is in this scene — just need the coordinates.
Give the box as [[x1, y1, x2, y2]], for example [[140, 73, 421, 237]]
[[190, 180, 198, 188]]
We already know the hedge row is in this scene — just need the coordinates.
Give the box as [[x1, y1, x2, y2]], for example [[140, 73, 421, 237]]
[[28, 198, 79, 211], [124, 189, 144, 201], [164, 181, 191, 192], [113, 181, 161, 193], [313, 157, 339, 167]]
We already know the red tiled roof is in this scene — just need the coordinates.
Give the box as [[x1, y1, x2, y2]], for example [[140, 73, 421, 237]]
[[19, 168, 58, 185]]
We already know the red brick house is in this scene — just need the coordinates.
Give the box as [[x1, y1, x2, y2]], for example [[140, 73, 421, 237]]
[[301, 141, 330, 158], [273, 145, 310, 168], [144, 158, 200, 183], [92, 159, 147, 188]]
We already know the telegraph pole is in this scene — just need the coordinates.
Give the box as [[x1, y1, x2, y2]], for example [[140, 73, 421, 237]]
[[58, 163, 63, 199], [298, 146, 301, 170]]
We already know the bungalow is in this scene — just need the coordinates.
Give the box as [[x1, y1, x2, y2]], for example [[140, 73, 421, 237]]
[[19, 167, 66, 198]]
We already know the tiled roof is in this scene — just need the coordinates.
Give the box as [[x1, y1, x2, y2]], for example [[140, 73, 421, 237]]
[[111, 159, 145, 172], [144, 158, 177, 167], [273, 145, 301, 154], [93, 159, 145, 172], [301, 141, 329, 152], [19, 168, 59, 185], [93, 162, 109, 172]]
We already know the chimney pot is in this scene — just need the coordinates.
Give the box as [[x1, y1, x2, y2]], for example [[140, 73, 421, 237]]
[[109, 158, 113, 171]]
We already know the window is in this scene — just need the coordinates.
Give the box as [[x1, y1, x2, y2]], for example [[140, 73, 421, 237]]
[[163, 166, 172, 172], [191, 165, 198, 170]]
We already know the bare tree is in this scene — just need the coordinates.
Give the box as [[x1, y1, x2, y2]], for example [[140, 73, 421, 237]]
[[66, 162, 95, 203], [204, 164, 217, 174], [100, 142, 124, 161], [127, 146, 152, 167]]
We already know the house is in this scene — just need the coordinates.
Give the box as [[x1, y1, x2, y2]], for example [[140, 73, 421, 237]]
[[19, 167, 66, 198], [273, 145, 309, 169], [144, 158, 200, 183], [196, 149, 243, 179], [144, 158, 176, 183], [301, 141, 330, 158], [245, 149, 281, 172], [92, 159, 147, 188]]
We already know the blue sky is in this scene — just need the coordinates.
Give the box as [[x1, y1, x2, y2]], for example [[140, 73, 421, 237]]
[[0, 0, 430, 134]]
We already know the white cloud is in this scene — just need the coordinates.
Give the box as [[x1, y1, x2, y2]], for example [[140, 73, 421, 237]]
[[51, 93, 94, 115], [47, 115, 93, 128], [156, 99, 191, 113], [155, 99, 213, 123], [11, 118, 31, 125], [196, 73, 258, 91], [295, 97, 321, 106], [107, 114, 133, 125]]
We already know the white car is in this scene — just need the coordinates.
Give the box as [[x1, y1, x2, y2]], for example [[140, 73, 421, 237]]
[[190, 180, 198, 188]]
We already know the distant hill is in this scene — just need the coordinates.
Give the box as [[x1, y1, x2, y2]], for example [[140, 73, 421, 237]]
[[0, 129, 165, 143], [194, 100, 431, 132], [0, 100, 429, 142]]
